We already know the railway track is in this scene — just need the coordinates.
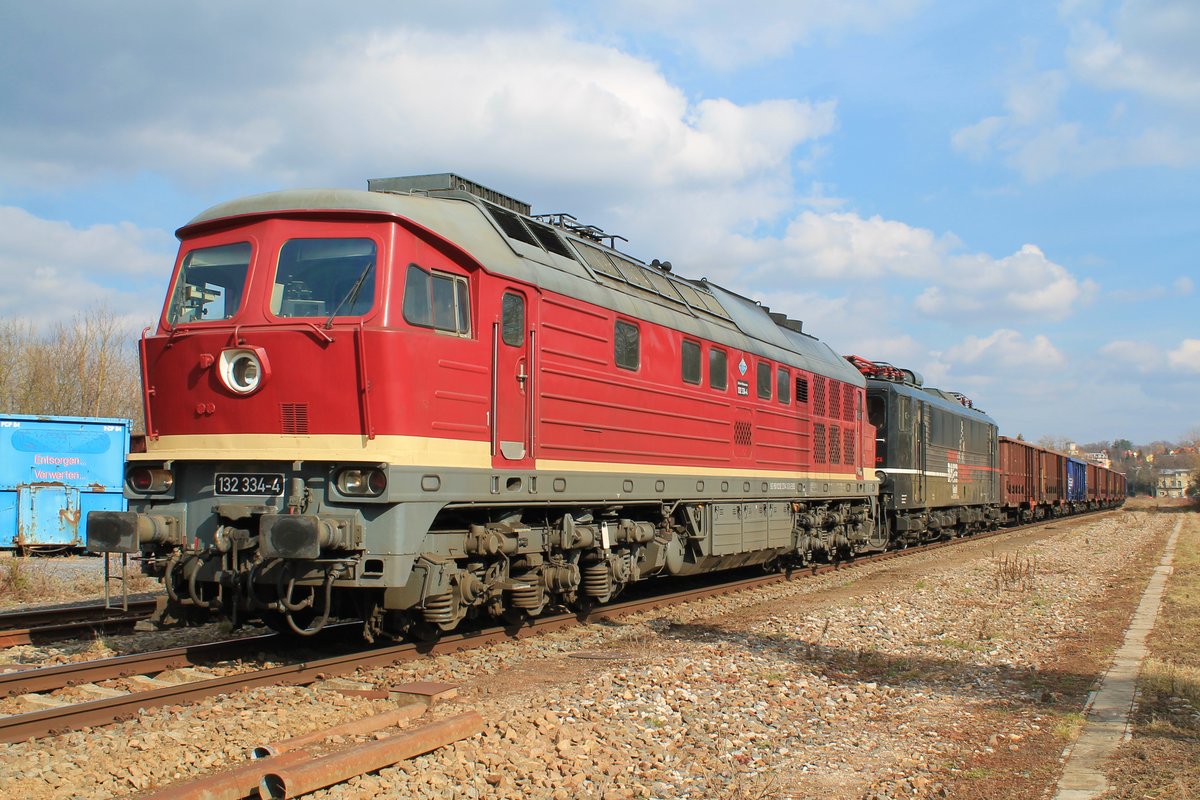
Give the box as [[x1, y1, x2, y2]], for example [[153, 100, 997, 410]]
[[0, 510, 1116, 744], [0, 596, 162, 648]]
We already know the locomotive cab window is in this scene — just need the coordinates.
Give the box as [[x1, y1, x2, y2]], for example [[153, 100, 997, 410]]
[[403, 264, 471, 335], [271, 238, 377, 319], [682, 340, 701, 385], [501, 293, 525, 346], [867, 394, 886, 430], [614, 320, 640, 371], [168, 242, 252, 324], [757, 362, 772, 400], [709, 348, 727, 391]]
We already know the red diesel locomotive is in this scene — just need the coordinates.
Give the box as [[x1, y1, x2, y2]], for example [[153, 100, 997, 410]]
[[88, 174, 882, 639]]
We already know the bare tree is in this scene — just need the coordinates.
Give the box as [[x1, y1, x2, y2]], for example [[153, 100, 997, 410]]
[[1036, 435, 1073, 453], [0, 306, 144, 430]]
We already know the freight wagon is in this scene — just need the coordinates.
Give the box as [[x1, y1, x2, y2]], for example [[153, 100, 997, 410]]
[[997, 436, 1124, 524], [0, 414, 130, 553]]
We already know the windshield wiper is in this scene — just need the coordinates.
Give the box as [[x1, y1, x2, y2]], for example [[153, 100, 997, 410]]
[[324, 261, 375, 330]]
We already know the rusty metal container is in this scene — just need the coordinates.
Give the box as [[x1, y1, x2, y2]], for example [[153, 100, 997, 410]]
[[0, 414, 129, 552]]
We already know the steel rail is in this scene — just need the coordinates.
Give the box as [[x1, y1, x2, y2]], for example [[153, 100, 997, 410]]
[[0, 508, 1118, 744], [0, 632, 281, 697], [0, 596, 159, 632], [0, 616, 146, 649], [0, 597, 162, 649]]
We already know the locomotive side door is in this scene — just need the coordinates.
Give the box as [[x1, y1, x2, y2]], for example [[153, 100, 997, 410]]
[[916, 400, 928, 506], [492, 287, 535, 468]]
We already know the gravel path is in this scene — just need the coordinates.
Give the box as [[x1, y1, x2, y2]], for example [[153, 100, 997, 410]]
[[0, 509, 1174, 800]]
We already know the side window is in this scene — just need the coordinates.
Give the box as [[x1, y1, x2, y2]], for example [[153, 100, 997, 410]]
[[615, 320, 640, 371], [403, 264, 470, 335], [709, 348, 728, 391], [682, 340, 701, 385], [777, 366, 790, 405], [757, 361, 772, 400], [501, 293, 525, 346]]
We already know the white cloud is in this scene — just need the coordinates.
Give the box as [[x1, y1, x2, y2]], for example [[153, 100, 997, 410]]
[[950, 116, 1006, 160], [600, 0, 927, 69], [943, 329, 1067, 371], [1099, 339, 1167, 373], [761, 211, 947, 280], [1005, 71, 1070, 125], [0, 24, 836, 209], [1108, 274, 1194, 302], [1066, 1, 1200, 108], [708, 214, 1093, 324], [0, 207, 173, 328], [952, 1, 1200, 180], [1167, 339, 1200, 373]]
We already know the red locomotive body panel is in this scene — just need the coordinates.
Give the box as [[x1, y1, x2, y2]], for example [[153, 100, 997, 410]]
[[143, 207, 872, 484]]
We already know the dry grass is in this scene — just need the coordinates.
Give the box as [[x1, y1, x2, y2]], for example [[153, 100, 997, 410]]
[[0, 556, 47, 603], [992, 551, 1037, 592], [1101, 514, 1200, 799], [0, 555, 157, 608]]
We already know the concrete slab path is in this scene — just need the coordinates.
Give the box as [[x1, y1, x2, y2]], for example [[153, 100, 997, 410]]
[[1053, 516, 1183, 800]]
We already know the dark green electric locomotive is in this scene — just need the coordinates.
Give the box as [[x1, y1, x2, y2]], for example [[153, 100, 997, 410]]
[[848, 356, 1002, 544]]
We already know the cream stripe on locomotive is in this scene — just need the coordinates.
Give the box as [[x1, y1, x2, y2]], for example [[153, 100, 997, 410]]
[[134, 433, 876, 485], [135, 433, 492, 468], [535, 457, 874, 484]]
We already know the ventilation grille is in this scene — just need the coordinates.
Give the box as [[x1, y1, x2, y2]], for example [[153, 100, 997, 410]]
[[814, 424, 826, 464], [795, 376, 809, 405], [281, 403, 310, 435], [843, 385, 856, 421], [844, 428, 856, 465], [829, 424, 842, 464], [734, 421, 752, 447], [814, 376, 827, 416]]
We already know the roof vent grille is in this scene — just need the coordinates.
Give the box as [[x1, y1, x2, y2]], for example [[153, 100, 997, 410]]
[[367, 173, 531, 215]]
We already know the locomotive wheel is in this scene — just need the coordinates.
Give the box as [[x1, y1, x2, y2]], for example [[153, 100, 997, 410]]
[[501, 606, 533, 626], [408, 620, 444, 642], [568, 595, 597, 615], [261, 609, 317, 639]]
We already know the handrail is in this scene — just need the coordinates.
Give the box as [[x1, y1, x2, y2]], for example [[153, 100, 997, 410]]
[[139, 327, 158, 440], [355, 322, 375, 440]]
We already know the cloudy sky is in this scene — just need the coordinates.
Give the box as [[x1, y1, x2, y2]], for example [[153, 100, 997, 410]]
[[1, 0, 1196, 443]]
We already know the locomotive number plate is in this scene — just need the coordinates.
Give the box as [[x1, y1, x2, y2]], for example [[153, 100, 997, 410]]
[[214, 473, 284, 496]]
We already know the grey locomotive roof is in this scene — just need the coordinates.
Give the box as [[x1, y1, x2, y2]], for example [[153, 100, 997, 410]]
[[867, 377, 997, 427], [185, 183, 861, 385]]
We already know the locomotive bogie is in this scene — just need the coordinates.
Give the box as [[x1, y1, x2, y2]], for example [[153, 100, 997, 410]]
[[94, 443, 881, 636]]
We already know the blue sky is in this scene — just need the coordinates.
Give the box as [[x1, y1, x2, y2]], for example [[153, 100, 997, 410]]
[[0, 0, 1196, 444]]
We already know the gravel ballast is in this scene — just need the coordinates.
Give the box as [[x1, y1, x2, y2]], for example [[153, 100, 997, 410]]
[[0, 509, 1177, 800]]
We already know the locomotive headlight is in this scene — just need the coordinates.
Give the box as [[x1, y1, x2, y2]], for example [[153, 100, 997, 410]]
[[128, 466, 174, 494], [218, 347, 270, 395], [336, 467, 387, 497]]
